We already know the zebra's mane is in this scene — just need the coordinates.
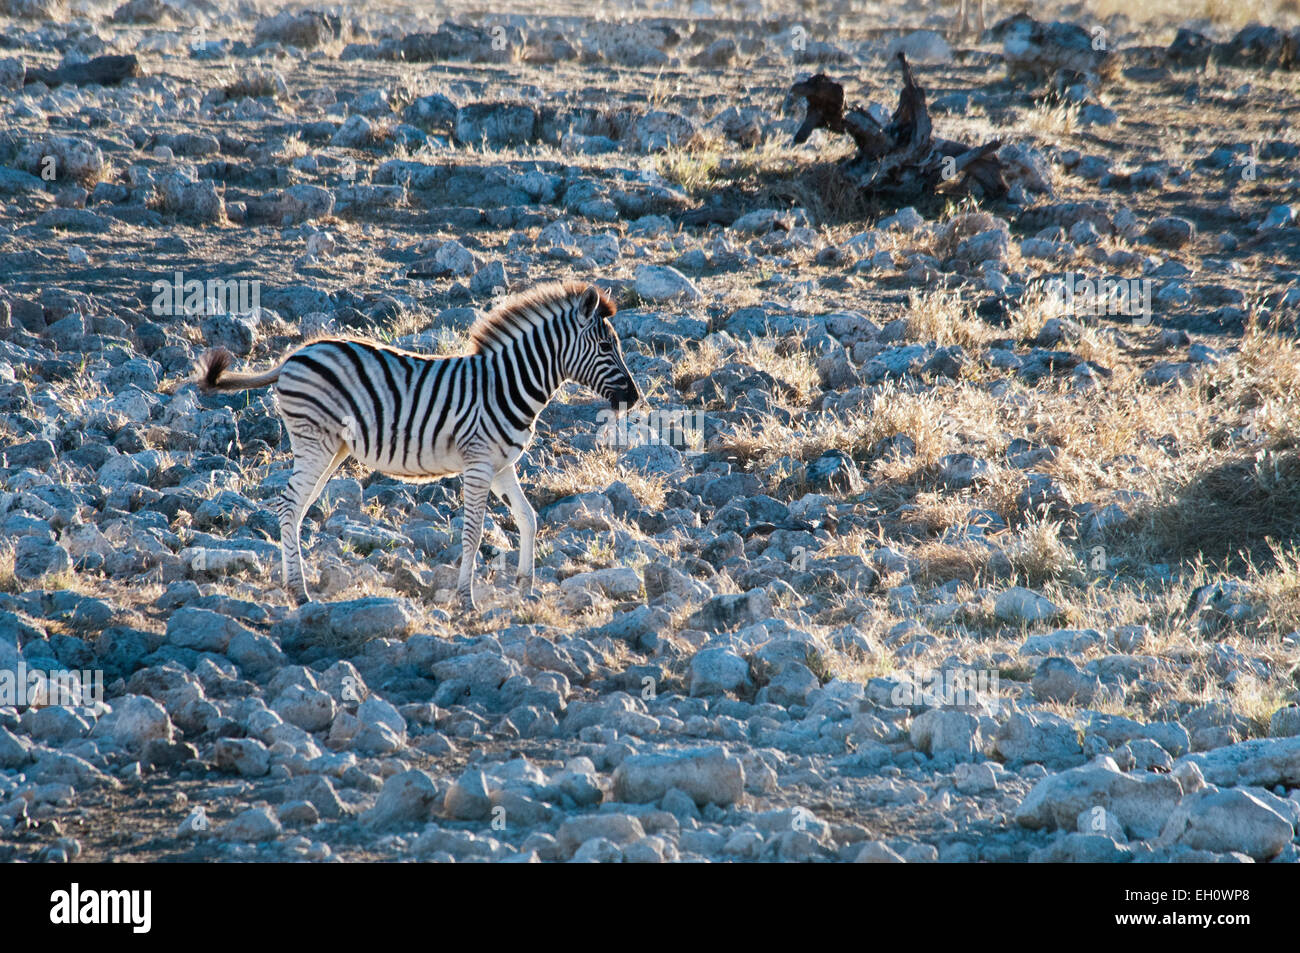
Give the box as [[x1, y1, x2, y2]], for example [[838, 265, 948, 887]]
[[468, 281, 616, 354]]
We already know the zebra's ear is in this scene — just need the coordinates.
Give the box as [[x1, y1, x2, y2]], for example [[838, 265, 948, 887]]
[[578, 285, 602, 326]]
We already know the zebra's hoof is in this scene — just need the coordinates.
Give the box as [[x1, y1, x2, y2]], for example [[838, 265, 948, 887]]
[[517, 576, 535, 599], [293, 590, 311, 607], [458, 591, 478, 613]]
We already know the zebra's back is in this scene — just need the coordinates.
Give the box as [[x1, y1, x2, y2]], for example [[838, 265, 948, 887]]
[[275, 337, 481, 479]]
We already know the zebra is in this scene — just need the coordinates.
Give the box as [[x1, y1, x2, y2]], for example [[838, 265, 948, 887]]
[[193, 280, 641, 611]]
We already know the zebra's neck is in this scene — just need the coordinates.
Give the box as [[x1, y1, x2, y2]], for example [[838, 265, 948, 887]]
[[485, 320, 566, 427]]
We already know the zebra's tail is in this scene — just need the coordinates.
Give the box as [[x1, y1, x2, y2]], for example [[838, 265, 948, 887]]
[[194, 347, 282, 393]]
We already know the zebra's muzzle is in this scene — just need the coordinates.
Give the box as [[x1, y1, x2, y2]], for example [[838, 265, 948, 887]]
[[608, 382, 642, 413]]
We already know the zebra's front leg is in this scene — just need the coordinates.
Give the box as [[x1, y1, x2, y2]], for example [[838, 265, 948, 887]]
[[493, 465, 536, 598], [457, 462, 496, 612]]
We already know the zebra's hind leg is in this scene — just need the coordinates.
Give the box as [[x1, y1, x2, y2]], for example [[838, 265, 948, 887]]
[[492, 465, 536, 599], [456, 461, 496, 612], [277, 439, 349, 606]]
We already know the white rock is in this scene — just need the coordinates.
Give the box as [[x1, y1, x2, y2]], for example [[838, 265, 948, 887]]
[[995, 587, 1064, 625], [613, 746, 745, 806], [181, 546, 262, 576], [885, 30, 951, 64], [634, 264, 702, 303], [306, 231, 336, 257], [214, 738, 271, 778], [273, 685, 337, 733], [879, 207, 924, 232], [1261, 204, 1294, 230], [433, 239, 477, 276], [855, 839, 906, 862], [362, 770, 439, 830], [92, 695, 174, 754], [557, 814, 646, 856], [1015, 757, 1184, 839], [634, 110, 698, 152], [1076, 805, 1126, 842], [444, 767, 493, 820], [911, 709, 982, 760], [560, 567, 643, 602], [1158, 787, 1294, 860], [1175, 736, 1300, 788], [954, 761, 998, 794], [689, 647, 751, 696], [221, 807, 282, 842]]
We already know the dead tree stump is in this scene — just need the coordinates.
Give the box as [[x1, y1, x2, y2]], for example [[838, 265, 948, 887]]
[[791, 53, 1008, 202], [25, 54, 142, 88]]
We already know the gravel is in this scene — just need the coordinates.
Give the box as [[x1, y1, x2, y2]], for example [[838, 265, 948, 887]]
[[0, 1, 1296, 866]]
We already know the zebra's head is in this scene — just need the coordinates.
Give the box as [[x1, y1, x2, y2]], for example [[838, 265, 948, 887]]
[[567, 285, 641, 413]]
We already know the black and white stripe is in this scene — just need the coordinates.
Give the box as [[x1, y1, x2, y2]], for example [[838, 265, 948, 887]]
[[195, 280, 640, 609]]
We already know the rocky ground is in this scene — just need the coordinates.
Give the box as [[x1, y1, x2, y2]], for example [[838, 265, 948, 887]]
[[2, 0, 1300, 863]]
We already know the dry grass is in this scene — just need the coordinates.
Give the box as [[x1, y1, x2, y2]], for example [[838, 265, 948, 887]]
[[1240, 542, 1300, 639], [531, 446, 668, 511], [0, 545, 84, 595], [674, 334, 821, 406], [1109, 315, 1300, 568], [1007, 517, 1083, 586], [223, 69, 284, 100], [1236, 678, 1295, 737], [675, 278, 1300, 625], [1006, 287, 1058, 342], [278, 134, 310, 160], [718, 377, 956, 474], [509, 590, 611, 630], [1198, 312, 1300, 451], [656, 134, 725, 193], [672, 337, 726, 393], [1089, 0, 1299, 29], [905, 287, 994, 350], [649, 119, 872, 225], [1021, 98, 1082, 139], [0, 547, 19, 595], [1135, 450, 1300, 569], [909, 538, 998, 587]]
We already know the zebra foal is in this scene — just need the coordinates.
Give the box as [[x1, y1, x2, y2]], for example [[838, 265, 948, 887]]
[[193, 281, 641, 611]]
